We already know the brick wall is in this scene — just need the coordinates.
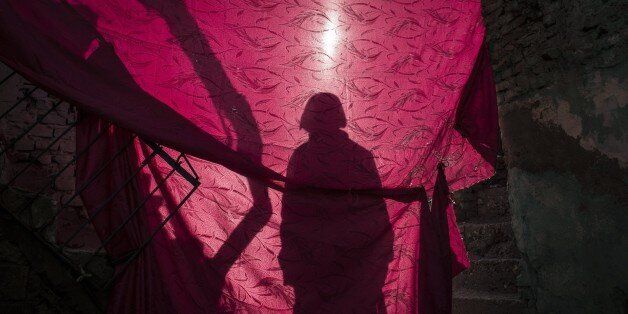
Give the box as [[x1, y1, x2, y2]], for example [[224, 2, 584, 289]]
[[0, 63, 104, 311], [0, 63, 101, 250]]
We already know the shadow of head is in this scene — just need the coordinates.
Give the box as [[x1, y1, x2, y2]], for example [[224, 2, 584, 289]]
[[300, 93, 347, 134]]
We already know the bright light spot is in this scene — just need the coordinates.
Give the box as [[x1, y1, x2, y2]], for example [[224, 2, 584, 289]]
[[321, 11, 340, 57]]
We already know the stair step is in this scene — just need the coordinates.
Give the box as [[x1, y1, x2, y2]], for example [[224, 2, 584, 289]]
[[453, 258, 520, 293], [453, 186, 510, 221], [453, 289, 526, 314], [460, 221, 520, 259], [476, 186, 509, 217]]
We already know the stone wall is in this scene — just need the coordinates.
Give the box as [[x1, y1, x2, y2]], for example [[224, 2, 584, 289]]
[[483, 0, 627, 312]]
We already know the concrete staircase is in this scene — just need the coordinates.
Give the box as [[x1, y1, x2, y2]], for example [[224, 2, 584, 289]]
[[452, 156, 528, 313]]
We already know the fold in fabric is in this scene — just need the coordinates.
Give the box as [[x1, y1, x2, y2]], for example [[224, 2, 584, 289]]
[[1, 0, 497, 312]]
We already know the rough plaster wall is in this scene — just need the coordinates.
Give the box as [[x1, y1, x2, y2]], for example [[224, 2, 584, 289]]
[[483, 0, 627, 312]]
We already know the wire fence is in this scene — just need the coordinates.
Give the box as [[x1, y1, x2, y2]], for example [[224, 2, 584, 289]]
[[0, 65, 200, 310]]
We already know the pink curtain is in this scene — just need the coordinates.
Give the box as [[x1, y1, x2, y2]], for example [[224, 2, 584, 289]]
[[75, 113, 172, 311], [0, 0, 498, 312]]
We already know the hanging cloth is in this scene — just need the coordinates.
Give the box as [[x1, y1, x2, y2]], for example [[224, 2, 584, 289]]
[[0, 0, 498, 312]]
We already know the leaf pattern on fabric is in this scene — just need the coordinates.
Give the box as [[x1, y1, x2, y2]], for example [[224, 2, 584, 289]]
[[0, 0, 498, 312]]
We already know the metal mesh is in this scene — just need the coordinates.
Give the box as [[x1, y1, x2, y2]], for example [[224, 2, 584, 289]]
[[0, 65, 200, 308]]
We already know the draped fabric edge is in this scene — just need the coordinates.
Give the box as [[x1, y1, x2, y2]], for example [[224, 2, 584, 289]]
[[0, 0, 498, 195]]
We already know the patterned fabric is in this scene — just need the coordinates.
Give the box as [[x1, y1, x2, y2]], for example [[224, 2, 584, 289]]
[[0, 0, 497, 312]]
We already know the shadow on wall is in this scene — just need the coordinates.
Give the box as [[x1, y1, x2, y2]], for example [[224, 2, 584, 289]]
[[69, 2, 270, 310], [137, 0, 272, 309]]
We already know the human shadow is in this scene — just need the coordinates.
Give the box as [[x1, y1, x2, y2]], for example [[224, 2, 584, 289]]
[[279, 93, 393, 312], [135, 0, 272, 309]]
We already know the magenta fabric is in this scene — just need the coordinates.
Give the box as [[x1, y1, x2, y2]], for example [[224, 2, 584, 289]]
[[0, 0, 498, 312], [74, 113, 170, 309]]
